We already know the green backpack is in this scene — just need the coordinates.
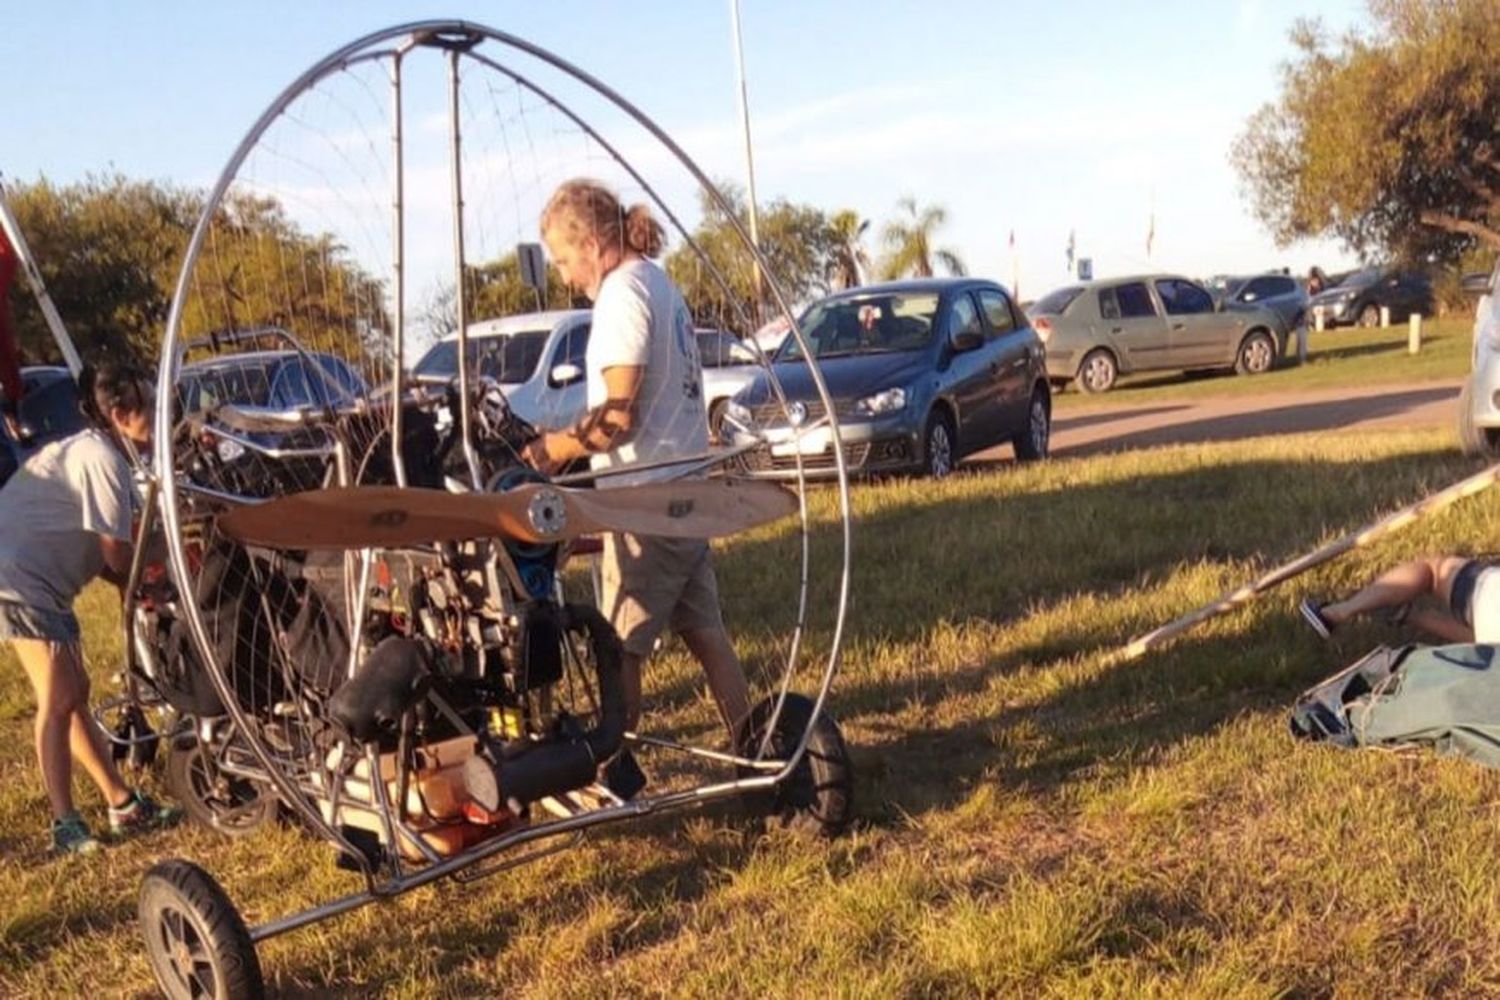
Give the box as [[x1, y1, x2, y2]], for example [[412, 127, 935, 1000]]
[[1290, 643, 1500, 768]]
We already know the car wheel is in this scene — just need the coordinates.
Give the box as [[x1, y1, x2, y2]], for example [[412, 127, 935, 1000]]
[[1075, 349, 1117, 394], [707, 398, 729, 445], [1012, 387, 1051, 462], [1358, 303, 1380, 327], [1234, 330, 1276, 376], [922, 410, 956, 479], [1458, 377, 1500, 458]]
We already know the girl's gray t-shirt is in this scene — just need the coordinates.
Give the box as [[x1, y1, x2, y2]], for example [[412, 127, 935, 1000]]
[[0, 428, 133, 613]]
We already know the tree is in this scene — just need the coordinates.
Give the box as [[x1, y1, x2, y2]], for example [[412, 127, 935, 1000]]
[[1234, 0, 1500, 265], [825, 209, 871, 291], [665, 182, 840, 331], [879, 196, 965, 279]]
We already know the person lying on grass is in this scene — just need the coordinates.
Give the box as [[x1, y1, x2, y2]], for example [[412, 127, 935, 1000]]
[[0, 363, 179, 855], [1300, 556, 1498, 645]]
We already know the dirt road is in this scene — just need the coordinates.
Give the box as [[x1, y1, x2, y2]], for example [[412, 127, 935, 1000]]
[[971, 379, 1463, 464]]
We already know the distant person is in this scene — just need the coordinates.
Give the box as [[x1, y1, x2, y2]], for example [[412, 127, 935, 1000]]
[[1299, 555, 1498, 645], [521, 179, 751, 798], [0, 363, 179, 855], [1307, 266, 1329, 296]]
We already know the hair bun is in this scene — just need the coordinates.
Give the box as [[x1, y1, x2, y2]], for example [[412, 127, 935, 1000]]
[[624, 203, 665, 258]]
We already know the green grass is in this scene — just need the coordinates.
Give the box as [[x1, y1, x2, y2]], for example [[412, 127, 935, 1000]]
[[1056, 318, 1473, 410], [5, 425, 1500, 996]]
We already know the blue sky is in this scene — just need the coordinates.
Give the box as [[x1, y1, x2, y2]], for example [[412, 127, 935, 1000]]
[[3, 0, 1371, 305]]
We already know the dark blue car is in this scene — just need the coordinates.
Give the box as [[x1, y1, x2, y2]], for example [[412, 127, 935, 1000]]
[[0, 366, 92, 488], [725, 278, 1050, 479]]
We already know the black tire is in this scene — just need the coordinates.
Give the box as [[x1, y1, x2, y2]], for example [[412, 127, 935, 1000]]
[[921, 410, 956, 479], [738, 693, 853, 837], [1074, 349, 1117, 394], [1358, 303, 1381, 328], [166, 739, 277, 839], [1234, 330, 1277, 376], [140, 860, 264, 1000], [1012, 385, 1051, 462], [1458, 377, 1500, 458]]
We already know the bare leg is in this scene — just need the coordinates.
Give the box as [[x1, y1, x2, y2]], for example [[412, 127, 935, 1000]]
[[680, 626, 752, 744], [1322, 556, 1467, 626], [1405, 607, 1475, 644], [15, 639, 77, 818], [57, 643, 132, 808]]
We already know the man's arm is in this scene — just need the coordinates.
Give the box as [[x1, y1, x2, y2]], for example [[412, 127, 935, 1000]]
[[524, 365, 643, 473], [99, 535, 134, 590]]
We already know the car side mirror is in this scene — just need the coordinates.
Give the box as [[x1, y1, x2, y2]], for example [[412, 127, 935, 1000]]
[[549, 362, 584, 387], [950, 329, 983, 353]]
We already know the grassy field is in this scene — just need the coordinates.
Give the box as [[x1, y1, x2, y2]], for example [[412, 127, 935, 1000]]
[[1056, 317, 1473, 409], [5, 425, 1500, 996]]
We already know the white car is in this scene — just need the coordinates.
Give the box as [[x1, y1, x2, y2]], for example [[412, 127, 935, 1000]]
[[1459, 259, 1500, 456], [412, 310, 591, 431]]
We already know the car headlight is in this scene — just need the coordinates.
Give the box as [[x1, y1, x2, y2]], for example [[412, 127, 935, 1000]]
[[854, 386, 907, 416], [1340, 289, 1358, 300], [216, 438, 246, 463], [724, 399, 754, 430]]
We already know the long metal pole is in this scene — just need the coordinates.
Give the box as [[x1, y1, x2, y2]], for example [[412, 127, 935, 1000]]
[[729, 0, 764, 310], [448, 49, 483, 489], [1113, 459, 1500, 663], [0, 174, 83, 375], [389, 51, 409, 487]]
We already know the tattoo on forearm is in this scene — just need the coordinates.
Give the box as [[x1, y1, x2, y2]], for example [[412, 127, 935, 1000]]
[[567, 397, 636, 453]]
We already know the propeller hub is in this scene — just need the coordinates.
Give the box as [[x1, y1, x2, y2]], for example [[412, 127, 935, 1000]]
[[526, 488, 568, 538]]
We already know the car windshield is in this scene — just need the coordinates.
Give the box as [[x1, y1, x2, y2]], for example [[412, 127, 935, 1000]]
[[780, 292, 940, 361], [1337, 268, 1382, 289], [1031, 286, 1083, 315], [697, 331, 758, 368], [413, 330, 549, 384], [182, 354, 359, 411]]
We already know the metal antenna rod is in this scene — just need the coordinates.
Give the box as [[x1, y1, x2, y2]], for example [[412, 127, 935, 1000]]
[[729, 0, 764, 312]]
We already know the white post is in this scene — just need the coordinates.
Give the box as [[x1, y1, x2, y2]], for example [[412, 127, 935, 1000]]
[[1408, 313, 1422, 355], [1313, 306, 1325, 333], [1380, 305, 1391, 328]]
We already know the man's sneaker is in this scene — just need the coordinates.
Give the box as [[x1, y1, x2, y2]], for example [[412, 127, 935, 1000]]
[[52, 813, 102, 856], [108, 790, 182, 838]]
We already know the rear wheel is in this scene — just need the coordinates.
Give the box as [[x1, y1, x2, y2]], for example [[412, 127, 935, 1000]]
[[707, 398, 729, 445], [166, 738, 277, 839], [1012, 386, 1051, 461], [1358, 303, 1381, 328], [1075, 349, 1117, 394], [738, 693, 853, 837], [1235, 330, 1276, 375], [140, 860, 264, 1000]]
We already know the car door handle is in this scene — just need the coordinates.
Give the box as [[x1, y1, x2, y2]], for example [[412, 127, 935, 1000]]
[[1110, 326, 1122, 334], [1171, 322, 1185, 330]]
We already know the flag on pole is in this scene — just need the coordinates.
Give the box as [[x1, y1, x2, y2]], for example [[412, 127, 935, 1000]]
[[1065, 228, 1076, 276]]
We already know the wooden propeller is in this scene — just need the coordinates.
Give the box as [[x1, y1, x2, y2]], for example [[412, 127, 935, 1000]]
[[216, 479, 798, 550]]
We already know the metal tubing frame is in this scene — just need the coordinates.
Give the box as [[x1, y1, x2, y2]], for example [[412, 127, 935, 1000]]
[[388, 47, 409, 488], [155, 17, 855, 917], [447, 48, 484, 491], [0, 174, 84, 375]]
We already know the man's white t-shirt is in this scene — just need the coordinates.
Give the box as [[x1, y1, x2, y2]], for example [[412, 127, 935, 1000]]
[[0, 428, 135, 612], [586, 257, 708, 487]]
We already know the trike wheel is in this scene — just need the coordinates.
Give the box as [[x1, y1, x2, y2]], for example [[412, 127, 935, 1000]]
[[166, 738, 277, 839], [739, 692, 854, 837], [140, 860, 264, 1000]]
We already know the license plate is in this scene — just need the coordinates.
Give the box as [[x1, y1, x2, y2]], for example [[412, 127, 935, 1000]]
[[771, 427, 830, 457]]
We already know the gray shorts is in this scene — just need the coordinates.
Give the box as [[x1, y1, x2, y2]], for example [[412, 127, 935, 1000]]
[[1450, 560, 1500, 643], [599, 534, 726, 658], [0, 600, 81, 643]]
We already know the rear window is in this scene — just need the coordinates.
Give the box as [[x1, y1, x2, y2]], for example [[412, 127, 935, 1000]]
[[1099, 282, 1157, 319], [1031, 286, 1082, 316], [413, 330, 549, 384]]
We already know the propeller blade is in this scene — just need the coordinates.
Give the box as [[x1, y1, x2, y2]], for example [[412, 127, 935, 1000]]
[[216, 479, 796, 551]]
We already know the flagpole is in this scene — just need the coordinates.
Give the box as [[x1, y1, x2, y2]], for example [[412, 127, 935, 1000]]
[[729, 0, 764, 309]]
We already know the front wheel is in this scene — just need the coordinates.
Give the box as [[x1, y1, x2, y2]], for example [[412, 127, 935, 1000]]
[[140, 860, 264, 1000], [1358, 303, 1381, 328], [1458, 377, 1500, 458], [1235, 331, 1276, 375], [922, 411, 956, 479], [1012, 387, 1051, 461], [739, 693, 854, 837]]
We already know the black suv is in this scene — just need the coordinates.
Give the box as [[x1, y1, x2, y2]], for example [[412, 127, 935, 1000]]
[[1307, 268, 1434, 328]]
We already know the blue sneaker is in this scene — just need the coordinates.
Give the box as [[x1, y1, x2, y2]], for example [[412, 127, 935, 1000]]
[[52, 813, 102, 856]]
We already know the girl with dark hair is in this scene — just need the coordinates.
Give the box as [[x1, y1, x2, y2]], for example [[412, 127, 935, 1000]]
[[0, 362, 177, 854]]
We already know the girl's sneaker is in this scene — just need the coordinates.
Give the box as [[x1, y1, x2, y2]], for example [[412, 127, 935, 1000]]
[[52, 813, 102, 856], [109, 790, 182, 838]]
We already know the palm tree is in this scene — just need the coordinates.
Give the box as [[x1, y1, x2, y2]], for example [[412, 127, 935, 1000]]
[[825, 209, 870, 290], [878, 196, 965, 279]]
